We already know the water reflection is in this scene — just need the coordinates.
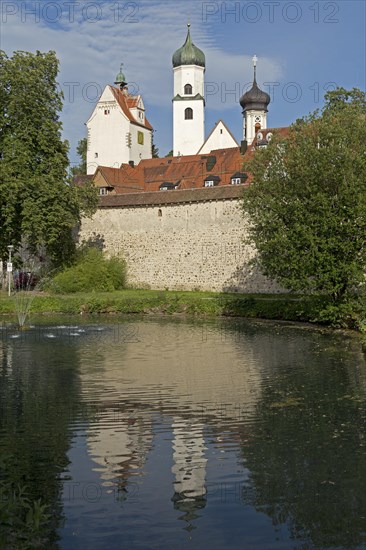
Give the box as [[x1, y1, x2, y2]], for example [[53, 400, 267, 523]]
[[171, 419, 207, 530], [1, 318, 366, 549], [0, 324, 83, 548], [240, 328, 366, 549], [87, 411, 153, 495]]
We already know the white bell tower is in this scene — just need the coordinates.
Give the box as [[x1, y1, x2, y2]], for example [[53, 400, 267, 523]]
[[240, 55, 270, 145], [172, 24, 205, 156]]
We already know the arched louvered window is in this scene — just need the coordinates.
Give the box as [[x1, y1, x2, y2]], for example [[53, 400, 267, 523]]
[[185, 107, 193, 120], [184, 83, 192, 95]]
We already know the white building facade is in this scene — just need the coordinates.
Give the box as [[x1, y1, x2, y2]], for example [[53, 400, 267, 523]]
[[197, 119, 239, 154], [86, 67, 153, 175]]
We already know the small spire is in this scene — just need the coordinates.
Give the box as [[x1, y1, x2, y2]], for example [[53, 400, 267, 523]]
[[184, 22, 192, 47], [186, 22, 191, 40], [252, 54, 258, 82]]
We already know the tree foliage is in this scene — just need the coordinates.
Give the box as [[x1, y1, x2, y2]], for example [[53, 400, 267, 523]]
[[0, 50, 97, 267], [242, 88, 366, 302], [70, 137, 87, 176], [151, 134, 159, 158]]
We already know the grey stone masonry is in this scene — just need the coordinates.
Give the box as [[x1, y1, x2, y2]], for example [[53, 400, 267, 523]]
[[79, 186, 283, 293]]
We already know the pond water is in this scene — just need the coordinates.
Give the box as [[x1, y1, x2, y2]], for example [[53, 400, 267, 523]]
[[1, 316, 366, 549]]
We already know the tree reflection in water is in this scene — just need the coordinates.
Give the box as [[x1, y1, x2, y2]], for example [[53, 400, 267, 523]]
[[0, 326, 82, 548], [240, 331, 366, 549]]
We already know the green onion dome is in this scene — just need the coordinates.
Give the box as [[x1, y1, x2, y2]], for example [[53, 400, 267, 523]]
[[172, 24, 206, 68], [115, 63, 126, 85]]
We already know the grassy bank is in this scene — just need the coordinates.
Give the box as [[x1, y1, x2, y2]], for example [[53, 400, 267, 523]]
[[0, 289, 345, 326]]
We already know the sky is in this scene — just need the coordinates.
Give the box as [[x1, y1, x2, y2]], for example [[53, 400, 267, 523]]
[[1, 0, 365, 167]]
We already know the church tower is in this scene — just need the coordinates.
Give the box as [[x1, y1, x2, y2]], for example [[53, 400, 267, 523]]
[[240, 55, 270, 145], [172, 24, 205, 156]]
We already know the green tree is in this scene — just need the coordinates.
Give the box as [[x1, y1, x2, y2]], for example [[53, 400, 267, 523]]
[[0, 50, 97, 267], [70, 137, 87, 176], [242, 88, 366, 302], [151, 133, 159, 158]]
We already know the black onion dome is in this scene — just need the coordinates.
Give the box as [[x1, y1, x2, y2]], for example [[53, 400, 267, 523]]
[[240, 76, 270, 112]]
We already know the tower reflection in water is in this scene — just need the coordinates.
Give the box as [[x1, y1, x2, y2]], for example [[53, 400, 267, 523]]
[[171, 419, 207, 530], [81, 319, 262, 532]]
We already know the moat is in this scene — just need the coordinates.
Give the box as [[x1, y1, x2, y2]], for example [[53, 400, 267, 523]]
[[1, 316, 366, 549]]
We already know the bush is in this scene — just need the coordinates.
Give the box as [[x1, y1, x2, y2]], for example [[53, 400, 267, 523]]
[[50, 248, 126, 293], [310, 298, 362, 329]]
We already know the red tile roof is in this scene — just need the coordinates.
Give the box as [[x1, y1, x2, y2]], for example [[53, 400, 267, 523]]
[[126, 96, 139, 108], [110, 86, 153, 131], [96, 147, 250, 193], [99, 184, 246, 207], [97, 165, 144, 192], [91, 127, 289, 200]]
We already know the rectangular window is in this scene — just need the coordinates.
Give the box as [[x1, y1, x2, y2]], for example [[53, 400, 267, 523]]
[[104, 109, 110, 115], [231, 178, 241, 185], [204, 181, 214, 187], [137, 131, 144, 145], [99, 188, 107, 195]]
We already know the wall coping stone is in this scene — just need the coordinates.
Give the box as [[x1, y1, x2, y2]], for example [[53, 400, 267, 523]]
[[99, 184, 247, 208]]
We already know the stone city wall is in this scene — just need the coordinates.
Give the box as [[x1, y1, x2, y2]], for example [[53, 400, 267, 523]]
[[79, 188, 283, 293]]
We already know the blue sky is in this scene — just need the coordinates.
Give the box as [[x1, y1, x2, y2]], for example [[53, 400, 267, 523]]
[[1, 0, 365, 166]]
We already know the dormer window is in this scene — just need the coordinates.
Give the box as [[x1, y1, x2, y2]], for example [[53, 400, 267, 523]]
[[204, 175, 220, 187], [159, 182, 176, 191], [99, 187, 107, 195], [184, 83, 192, 95], [185, 107, 193, 120], [230, 172, 248, 185]]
